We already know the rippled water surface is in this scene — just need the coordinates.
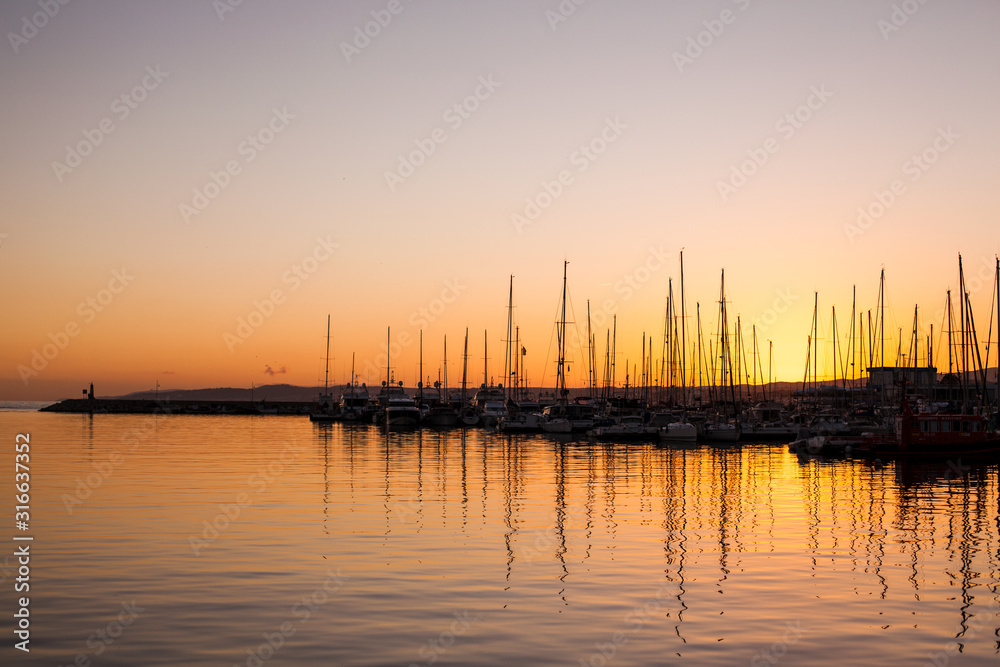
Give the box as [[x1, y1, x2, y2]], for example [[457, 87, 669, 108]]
[[1, 412, 998, 666]]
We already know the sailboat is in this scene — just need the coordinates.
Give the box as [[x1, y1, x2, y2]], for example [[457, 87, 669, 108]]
[[704, 270, 740, 442], [374, 326, 420, 428], [541, 262, 595, 434], [472, 330, 508, 427], [309, 315, 339, 423], [339, 352, 371, 421], [424, 335, 460, 427], [499, 277, 544, 432]]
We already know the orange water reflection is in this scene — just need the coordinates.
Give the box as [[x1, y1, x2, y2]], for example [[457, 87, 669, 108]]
[[0, 413, 996, 666]]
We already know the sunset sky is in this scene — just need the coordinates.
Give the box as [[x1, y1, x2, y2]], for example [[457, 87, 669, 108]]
[[2, 0, 999, 400]]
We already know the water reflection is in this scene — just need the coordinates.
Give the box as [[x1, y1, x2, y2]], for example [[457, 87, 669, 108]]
[[5, 413, 997, 666]]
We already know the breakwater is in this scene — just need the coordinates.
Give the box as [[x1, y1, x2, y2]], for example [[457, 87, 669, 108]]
[[40, 398, 313, 415]]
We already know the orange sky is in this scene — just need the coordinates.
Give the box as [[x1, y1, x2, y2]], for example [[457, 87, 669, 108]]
[[2, 1, 999, 400]]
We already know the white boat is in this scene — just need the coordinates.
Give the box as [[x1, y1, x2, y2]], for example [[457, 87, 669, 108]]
[[541, 401, 594, 434], [809, 414, 851, 436], [588, 415, 658, 440], [472, 384, 509, 427], [500, 399, 543, 433], [381, 387, 420, 427], [339, 383, 370, 421], [659, 421, 698, 443], [415, 383, 442, 421], [705, 421, 741, 442], [739, 422, 799, 440], [739, 402, 798, 440], [500, 412, 543, 433]]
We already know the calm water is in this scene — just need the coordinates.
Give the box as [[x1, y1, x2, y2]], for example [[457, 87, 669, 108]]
[[0, 411, 998, 666]]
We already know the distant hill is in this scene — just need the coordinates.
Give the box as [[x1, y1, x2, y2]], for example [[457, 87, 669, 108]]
[[110, 369, 997, 404], [114, 384, 332, 402], [114, 381, 805, 403]]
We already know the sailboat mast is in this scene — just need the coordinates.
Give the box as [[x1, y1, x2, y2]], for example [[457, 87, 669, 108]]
[[587, 300, 595, 397], [513, 327, 519, 400], [505, 275, 514, 401], [557, 261, 568, 397], [696, 302, 704, 407], [947, 290, 954, 374], [928, 325, 933, 370], [719, 269, 737, 414], [611, 314, 617, 400], [418, 329, 424, 401], [736, 315, 744, 411], [831, 306, 838, 400], [849, 285, 856, 391], [641, 333, 646, 404], [669, 282, 676, 404], [959, 255, 968, 413], [324, 314, 331, 395], [812, 292, 818, 402], [879, 268, 885, 371], [768, 339, 773, 403], [660, 295, 668, 405], [461, 327, 469, 403], [680, 250, 688, 406]]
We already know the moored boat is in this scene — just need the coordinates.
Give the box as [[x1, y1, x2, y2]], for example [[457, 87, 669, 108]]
[[309, 315, 339, 423], [856, 399, 1000, 457], [659, 421, 698, 443], [587, 415, 658, 440]]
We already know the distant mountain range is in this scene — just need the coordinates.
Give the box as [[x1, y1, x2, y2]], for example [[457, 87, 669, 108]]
[[111, 369, 998, 403], [114, 383, 332, 402], [115, 381, 805, 402]]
